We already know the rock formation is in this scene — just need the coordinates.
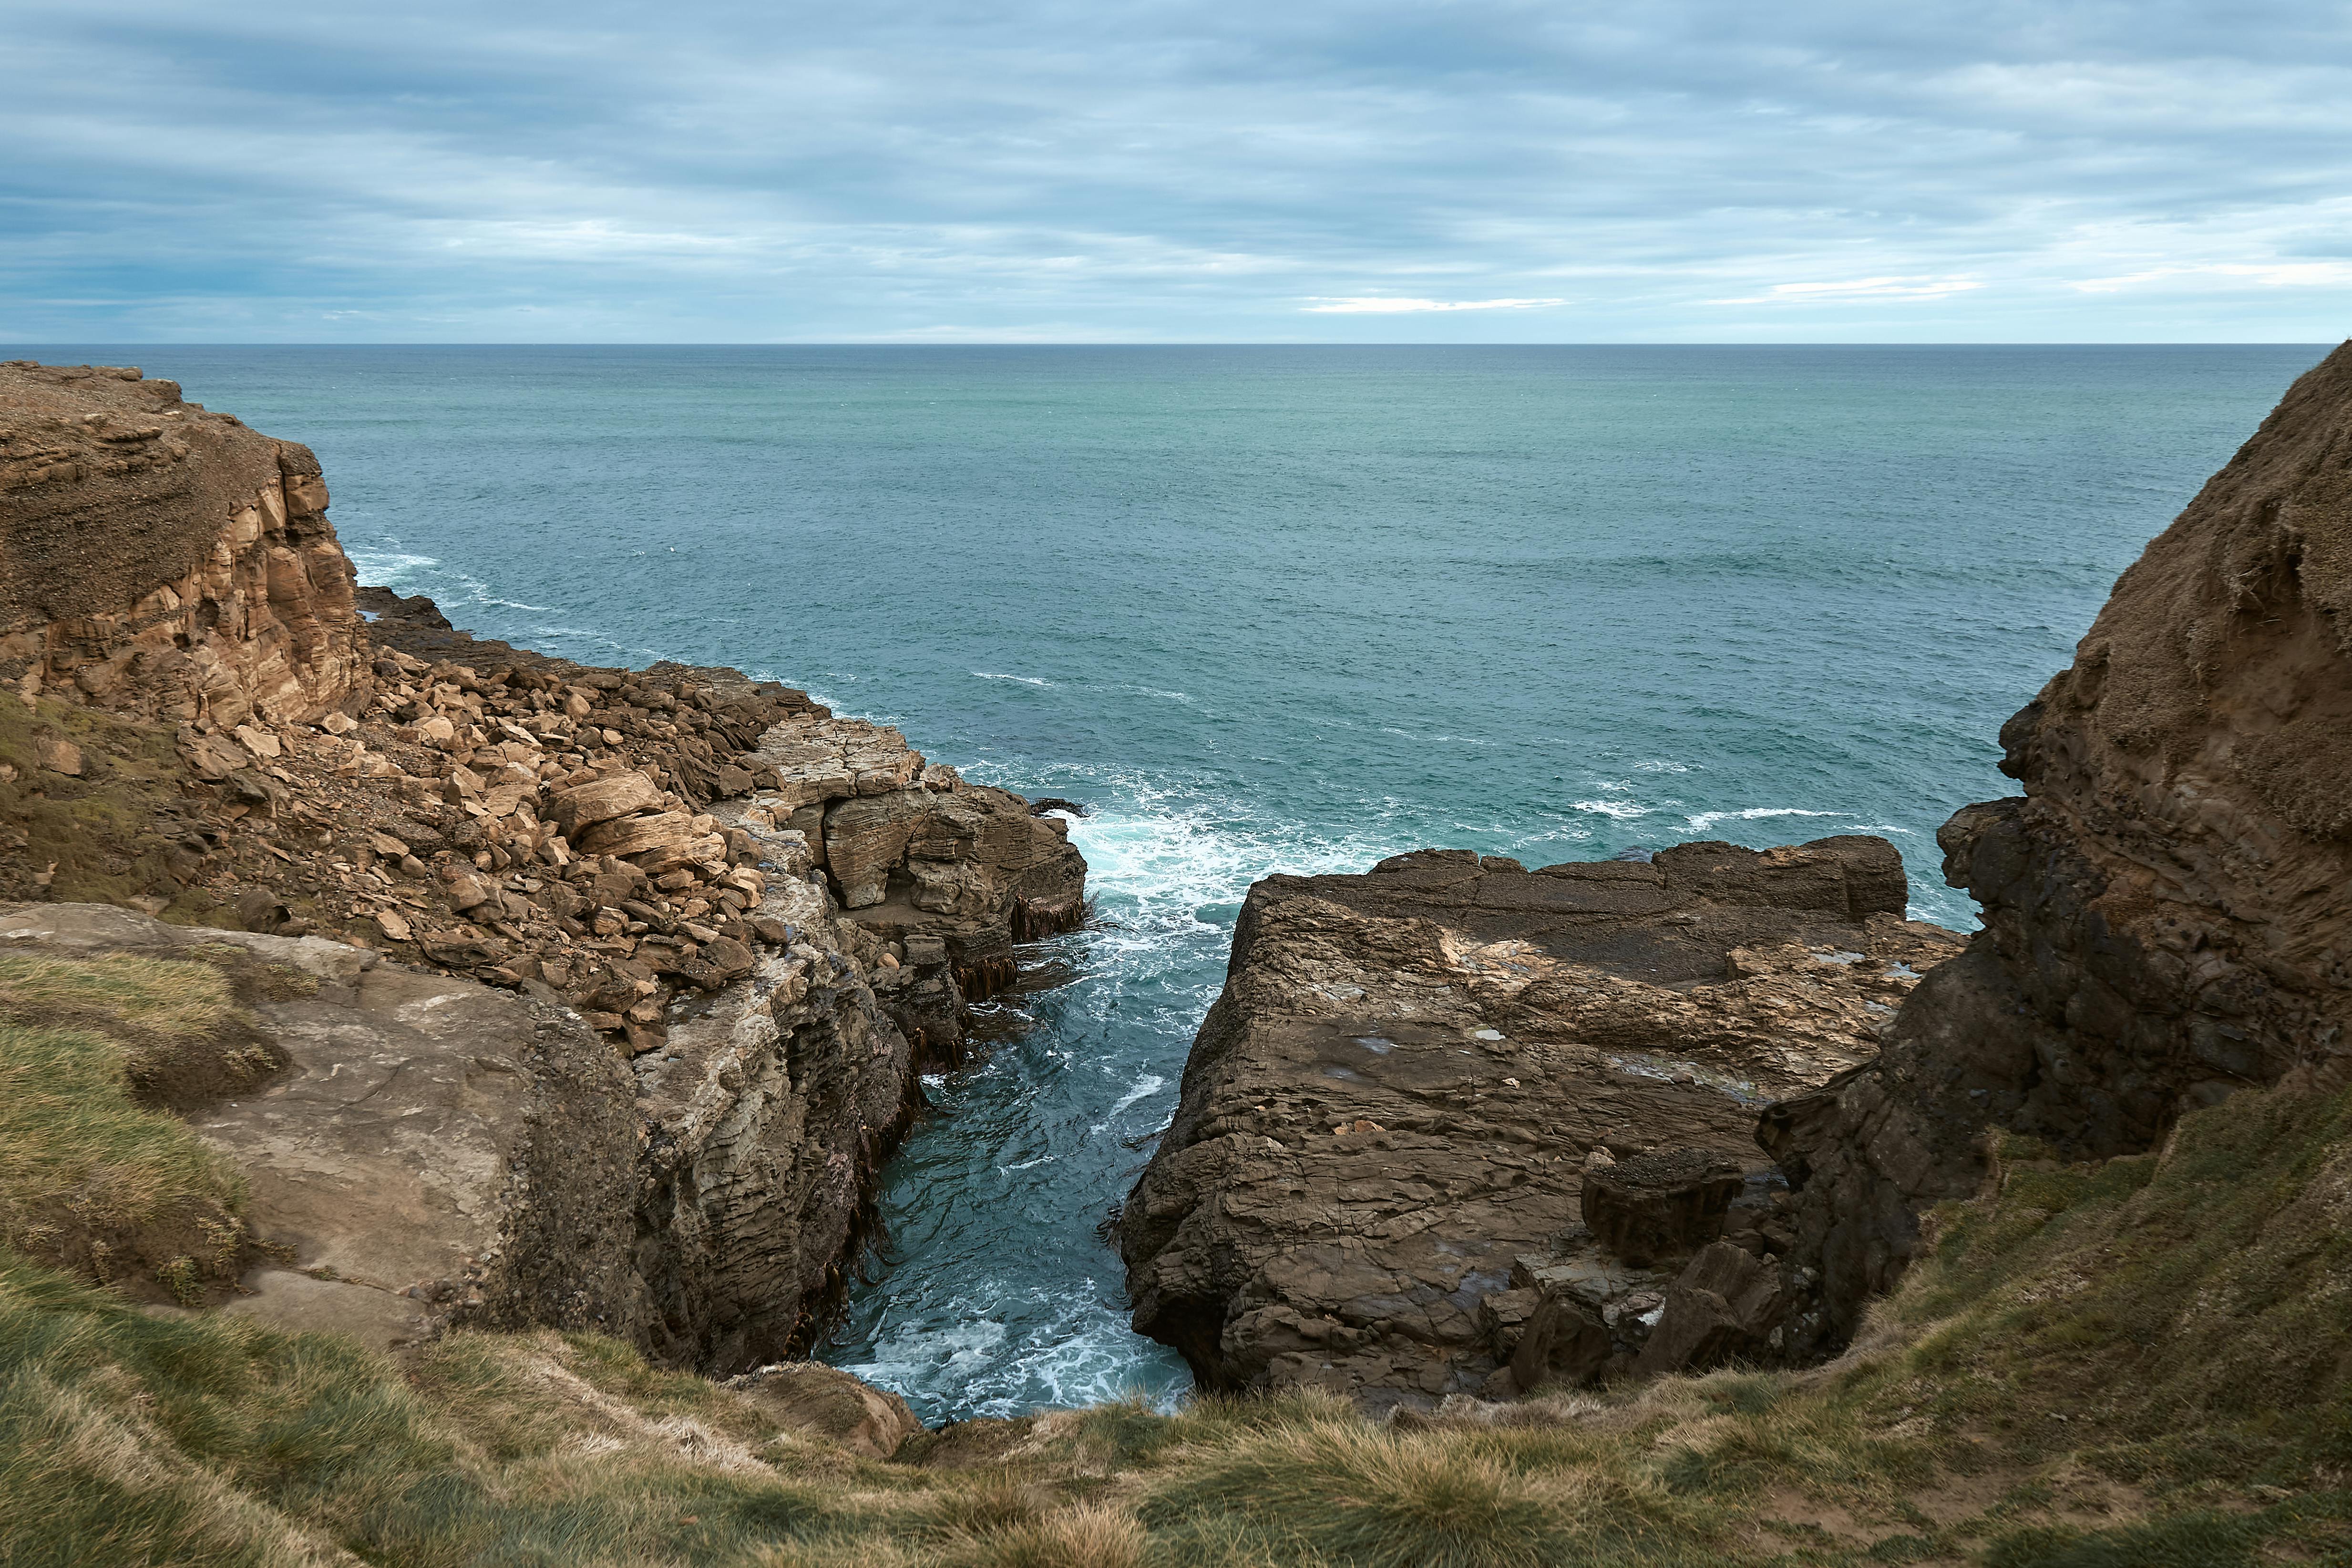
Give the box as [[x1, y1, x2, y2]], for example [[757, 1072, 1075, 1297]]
[[1117, 839, 1962, 1414], [0, 361, 368, 727], [0, 902, 652, 1349], [1765, 339, 2352, 1357], [0, 361, 1091, 1379]]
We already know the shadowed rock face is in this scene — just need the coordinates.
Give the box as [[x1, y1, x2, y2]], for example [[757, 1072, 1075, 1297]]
[[1767, 340, 2352, 1357], [1117, 837, 1962, 1414]]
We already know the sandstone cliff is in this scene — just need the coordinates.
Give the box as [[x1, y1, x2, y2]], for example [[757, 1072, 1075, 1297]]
[[1118, 838, 1962, 1414], [1766, 339, 2352, 1355], [0, 362, 1088, 1376], [0, 361, 367, 727]]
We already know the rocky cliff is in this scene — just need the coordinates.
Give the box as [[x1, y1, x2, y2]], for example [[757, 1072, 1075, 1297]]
[[0, 361, 367, 727], [1117, 838, 1962, 1414], [0, 362, 1088, 1374], [1765, 340, 2352, 1355]]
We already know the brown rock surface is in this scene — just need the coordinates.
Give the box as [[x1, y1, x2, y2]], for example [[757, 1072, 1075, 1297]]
[[1116, 838, 1961, 1414], [0, 362, 1094, 1394], [0, 902, 651, 1351], [0, 361, 368, 728], [724, 1361, 924, 1459], [1765, 341, 2352, 1359]]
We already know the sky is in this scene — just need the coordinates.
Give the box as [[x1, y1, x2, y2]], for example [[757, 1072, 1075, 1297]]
[[3, 0, 2349, 343]]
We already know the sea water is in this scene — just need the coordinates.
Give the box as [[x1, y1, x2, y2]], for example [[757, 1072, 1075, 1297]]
[[20, 342, 2324, 1421]]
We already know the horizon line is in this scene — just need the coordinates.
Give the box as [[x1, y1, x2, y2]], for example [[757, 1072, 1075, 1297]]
[[4, 339, 2341, 350]]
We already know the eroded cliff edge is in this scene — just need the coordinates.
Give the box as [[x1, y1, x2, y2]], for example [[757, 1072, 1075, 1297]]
[[0, 359, 1085, 1376], [1766, 339, 2352, 1354]]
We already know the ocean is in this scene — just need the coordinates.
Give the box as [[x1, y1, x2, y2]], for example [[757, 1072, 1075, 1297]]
[[21, 342, 2326, 1421]]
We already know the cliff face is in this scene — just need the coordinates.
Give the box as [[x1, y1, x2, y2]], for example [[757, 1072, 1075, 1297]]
[[1118, 838, 1962, 1414], [0, 361, 367, 727], [0, 362, 1088, 1375], [1767, 340, 2352, 1353]]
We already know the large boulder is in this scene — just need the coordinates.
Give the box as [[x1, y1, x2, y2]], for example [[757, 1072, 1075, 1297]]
[[1117, 837, 1961, 1414]]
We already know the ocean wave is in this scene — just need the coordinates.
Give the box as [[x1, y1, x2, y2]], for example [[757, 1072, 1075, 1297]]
[[1683, 807, 1842, 833], [1571, 799, 1651, 820], [1091, 1073, 1169, 1134], [836, 1280, 1185, 1423], [345, 548, 439, 585], [972, 671, 1053, 687]]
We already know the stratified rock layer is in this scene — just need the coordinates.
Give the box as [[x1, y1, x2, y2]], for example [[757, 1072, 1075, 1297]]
[[0, 902, 651, 1350], [1118, 838, 1961, 1414], [1767, 340, 2352, 1356], [0, 361, 367, 727]]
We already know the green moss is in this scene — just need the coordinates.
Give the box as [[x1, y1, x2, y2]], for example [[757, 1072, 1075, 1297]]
[[0, 694, 197, 912]]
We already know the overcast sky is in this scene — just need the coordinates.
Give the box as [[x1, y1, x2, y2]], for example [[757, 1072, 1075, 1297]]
[[4, 0, 2348, 342]]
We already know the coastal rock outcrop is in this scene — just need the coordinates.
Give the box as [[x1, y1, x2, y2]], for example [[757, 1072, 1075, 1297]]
[[0, 361, 368, 728], [1117, 839, 1961, 1413], [0, 362, 1092, 1379], [1765, 340, 2352, 1356], [0, 902, 652, 1351]]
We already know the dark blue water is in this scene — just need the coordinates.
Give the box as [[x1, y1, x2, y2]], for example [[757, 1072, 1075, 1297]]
[[16, 343, 2324, 1419]]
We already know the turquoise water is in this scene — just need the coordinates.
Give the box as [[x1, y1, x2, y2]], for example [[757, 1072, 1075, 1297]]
[[19, 343, 2326, 1420]]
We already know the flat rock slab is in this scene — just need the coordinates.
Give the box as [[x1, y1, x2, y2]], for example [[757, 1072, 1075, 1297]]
[[1117, 838, 1962, 1414], [0, 902, 647, 1351]]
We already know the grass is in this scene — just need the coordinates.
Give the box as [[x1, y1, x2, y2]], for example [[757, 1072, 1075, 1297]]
[[0, 952, 270, 1299], [4, 1025, 2352, 1563]]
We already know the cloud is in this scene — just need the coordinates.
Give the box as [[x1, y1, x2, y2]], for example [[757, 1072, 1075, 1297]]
[[2070, 262, 2352, 294], [1300, 297, 1567, 314], [0, 0, 2346, 341], [1712, 277, 1987, 306]]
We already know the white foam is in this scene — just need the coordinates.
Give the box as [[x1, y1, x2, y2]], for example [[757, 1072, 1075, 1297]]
[[1571, 799, 1651, 820], [1104, 1074, 1167, 1119], [1090, 1072, 1169, 1132], [1683, 807, 1841, 833], [972, 671, 1052, 687], [345, 548, 439, 585]]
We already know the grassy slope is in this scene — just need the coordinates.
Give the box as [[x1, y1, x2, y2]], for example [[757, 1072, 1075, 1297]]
[[4, 950, 2350, 1566], [0, 951, 282, 1301]]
